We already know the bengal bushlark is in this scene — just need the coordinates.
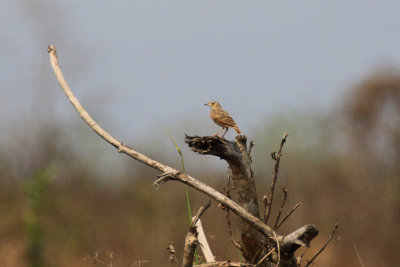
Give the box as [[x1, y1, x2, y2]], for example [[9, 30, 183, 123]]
[[205, 101, 242, 138]]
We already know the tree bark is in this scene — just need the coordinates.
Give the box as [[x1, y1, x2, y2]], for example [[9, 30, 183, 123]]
[[186, 135, 262, 263]]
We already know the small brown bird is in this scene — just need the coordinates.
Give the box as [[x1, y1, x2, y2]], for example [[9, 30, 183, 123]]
[[205, 101, 242, 138]]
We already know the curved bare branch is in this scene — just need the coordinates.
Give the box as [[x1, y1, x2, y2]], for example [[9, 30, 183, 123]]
[[47, 45, 171, 173], [47, 45, 276, 239], [47, 46, 319, 266]]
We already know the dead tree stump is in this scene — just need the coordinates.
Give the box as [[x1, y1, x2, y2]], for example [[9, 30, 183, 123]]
[[186, 135, 263, 262]]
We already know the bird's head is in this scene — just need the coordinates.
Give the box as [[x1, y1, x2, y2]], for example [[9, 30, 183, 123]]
[[205, 101, 222, 109]]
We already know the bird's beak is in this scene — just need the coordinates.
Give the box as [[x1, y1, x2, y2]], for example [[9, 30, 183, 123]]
[[204, 103, 209, 106]]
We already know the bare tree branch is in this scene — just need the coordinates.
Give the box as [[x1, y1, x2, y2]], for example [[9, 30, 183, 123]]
[[192, 201, 212, 227], [185, 135, 263, 262], [47, 45, 277, 239], [256, 248, 275, 266], [298, 247, 308, 266], [195, 218, 215, 263], [273, 188, 288, 230], [278, 224, 318, 266], [183, 202, 211, 267], [47, 46, 320, 267], [47, 45, 172, 173], [304, 223, 338, 267], [222, 171, 243, 251], [276, 202, 302, 230], [154, 171, 283, 246], [264, 133, 288, 224]]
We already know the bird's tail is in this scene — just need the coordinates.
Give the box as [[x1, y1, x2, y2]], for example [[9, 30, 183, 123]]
[[234, 125, 241, 134]]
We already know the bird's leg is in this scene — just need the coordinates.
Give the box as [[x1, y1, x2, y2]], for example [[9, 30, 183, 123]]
[[213, 128, 224, 137], [221, 128, 229, 138]]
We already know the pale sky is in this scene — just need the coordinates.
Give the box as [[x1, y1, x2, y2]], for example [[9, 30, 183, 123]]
[[1, 0, 400, 142]]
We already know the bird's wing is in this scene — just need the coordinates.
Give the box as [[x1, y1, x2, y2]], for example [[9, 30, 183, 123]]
[[214, 109, 237, 127]]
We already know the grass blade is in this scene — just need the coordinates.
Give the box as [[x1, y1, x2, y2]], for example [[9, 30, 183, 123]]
[[165, 130, 198, 264]]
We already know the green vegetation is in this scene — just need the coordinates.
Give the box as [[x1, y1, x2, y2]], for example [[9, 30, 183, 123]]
[[165, 130, 199, 264], [24, 166, 56, 267]]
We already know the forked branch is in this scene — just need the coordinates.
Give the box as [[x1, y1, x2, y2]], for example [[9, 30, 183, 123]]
[[48, 46, 320, 266], [182, 202, 211, 267], [264, 133, 288, 224], [47, 45, 276, 239]]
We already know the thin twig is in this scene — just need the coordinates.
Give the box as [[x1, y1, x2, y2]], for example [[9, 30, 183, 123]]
[[223, 170, 243, 251], [192, 201, 212, 227], [251, 230, 281, 266], [273, 188, 288, 230], [256, 248, 275, 266], [250, 241, 267, 264], [276, 202, 302, 230], [263, 133, 288, 224], [224, 203, 242, 250], [305, 223, 339, 267], [253, 188, 289, 264], [298, 247, 308, 266], [252, 232, 281, 267], [354, 245, 366, 267]]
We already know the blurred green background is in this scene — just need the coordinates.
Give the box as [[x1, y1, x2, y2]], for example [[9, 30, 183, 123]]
[[1, 1, 400, 266]]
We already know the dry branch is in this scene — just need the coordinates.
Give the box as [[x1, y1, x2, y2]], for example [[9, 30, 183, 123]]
[[264, 133, 288, 224], [222, 171, 243, 251], [281, 225, 319, 254], [298, 247, 308, 266], [195, 218, 215, 262], [47, 45, 320, 267], [154, 172, 276, 239], [48, 45, 276, 239], [185, 135, 262, 262], [305, 223, 338, 267], [183, 202, 211, 267], [276, 202, 302, 230], [273, 188, 288, 230]]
